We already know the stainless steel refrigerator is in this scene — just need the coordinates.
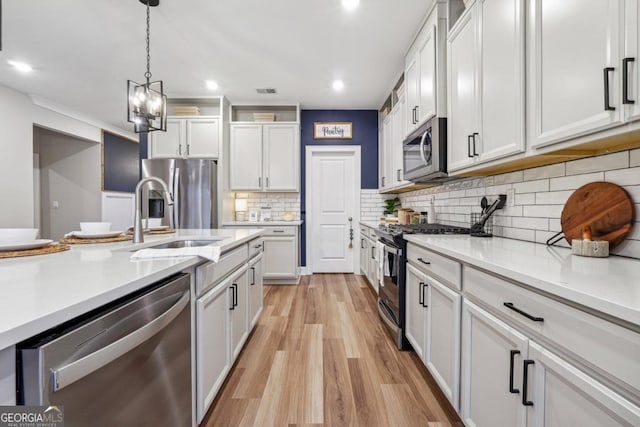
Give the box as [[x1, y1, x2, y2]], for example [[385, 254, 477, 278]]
[[141, 158, 218, 229]]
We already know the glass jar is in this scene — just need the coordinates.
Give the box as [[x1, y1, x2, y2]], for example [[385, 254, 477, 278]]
[[410, 213, 420, 224], [420, 212, 428, 224]]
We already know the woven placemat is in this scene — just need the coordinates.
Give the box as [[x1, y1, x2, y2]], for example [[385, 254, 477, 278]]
[[148, 228, 177, 235], [0, 243, 70, 259], [60, 234, 133, 244]]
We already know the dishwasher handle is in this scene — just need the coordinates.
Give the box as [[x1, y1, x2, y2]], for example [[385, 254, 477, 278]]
[[51, 289, 190, 392]]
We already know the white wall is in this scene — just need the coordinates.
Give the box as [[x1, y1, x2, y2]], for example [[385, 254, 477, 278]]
[[0, 83, 135, 229], [33, 127, 102, 240], [0, 85, 34, 227]]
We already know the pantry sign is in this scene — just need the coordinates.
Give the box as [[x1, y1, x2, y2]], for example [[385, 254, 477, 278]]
[[313, 122, 353, 140]]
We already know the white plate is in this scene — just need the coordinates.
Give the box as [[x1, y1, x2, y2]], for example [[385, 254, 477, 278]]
[[72, 231, 123, 239], [0, 239, 54, 252], [149, 226, 170, 231]]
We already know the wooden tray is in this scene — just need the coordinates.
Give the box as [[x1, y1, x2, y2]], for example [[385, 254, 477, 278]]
[[561, 182, 635, 249], [0, 243, 70, 259], [60, 235, 133, 244], [149, 228, 177, 235]]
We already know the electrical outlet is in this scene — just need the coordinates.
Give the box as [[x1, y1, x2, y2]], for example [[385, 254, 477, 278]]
[[507, 189, 515, 207]]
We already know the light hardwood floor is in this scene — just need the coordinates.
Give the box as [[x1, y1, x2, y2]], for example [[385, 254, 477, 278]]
[[203, 273, 464, 427]]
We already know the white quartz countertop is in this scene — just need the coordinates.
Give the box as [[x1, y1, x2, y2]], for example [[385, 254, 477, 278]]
[[403, 235, 640, 326], [359, 221, 380, 229], [222, 220, 303, 226], [0, 228, 263, 349]]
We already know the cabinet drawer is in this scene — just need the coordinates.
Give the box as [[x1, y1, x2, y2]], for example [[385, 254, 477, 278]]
[[197, 244, 248, 296], [407, 243, 461, 291], [262, 226, 296, 236], [248, 238, 264, 258], [464, 266, 640, 396]]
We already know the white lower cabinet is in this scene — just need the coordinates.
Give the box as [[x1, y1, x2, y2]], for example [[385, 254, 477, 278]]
[[461, 300, 529, 427], [461, 300, 640, 427], [248, 253, 264, 329], [263, 237, 297, 280], [229, 265, 249, 361], [406, 263, 461, 410], [196, 278, 231, 423], [526, 341, 640, 427]]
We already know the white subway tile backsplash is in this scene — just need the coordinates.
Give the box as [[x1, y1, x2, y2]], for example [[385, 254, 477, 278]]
[[515, 193, 535, 205], [565, 151, 629, 175], [512, 216, 549, 231], [631, 149, 640, 167], [396, 149, 638, 259], [523, 163, 566, 180], [549, 172, 604, 191], [513, 179, 549, 194], [535, 190, 573, 205], [523, 205, 563, 218], [605, 167, 640, 187]]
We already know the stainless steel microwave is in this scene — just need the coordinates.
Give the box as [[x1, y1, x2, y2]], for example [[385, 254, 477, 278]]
[[402, 117, 447, 182]]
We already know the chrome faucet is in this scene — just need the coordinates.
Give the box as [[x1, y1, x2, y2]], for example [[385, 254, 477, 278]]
[[133, 176, 174, 244]]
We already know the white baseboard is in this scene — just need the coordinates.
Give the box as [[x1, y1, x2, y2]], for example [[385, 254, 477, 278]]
[[300, 266, 312, 276]]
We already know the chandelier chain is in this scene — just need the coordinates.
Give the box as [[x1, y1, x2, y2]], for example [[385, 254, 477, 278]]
[[145, 1, 151, 81]]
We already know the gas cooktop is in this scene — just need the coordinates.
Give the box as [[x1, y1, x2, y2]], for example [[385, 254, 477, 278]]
[[378, 223, 470, 236]]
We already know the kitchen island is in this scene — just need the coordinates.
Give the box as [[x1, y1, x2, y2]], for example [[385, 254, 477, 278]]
[[0, 228, 264, 409]]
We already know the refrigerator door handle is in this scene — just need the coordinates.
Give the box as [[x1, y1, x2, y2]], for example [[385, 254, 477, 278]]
[[172, 167, 180, 229]]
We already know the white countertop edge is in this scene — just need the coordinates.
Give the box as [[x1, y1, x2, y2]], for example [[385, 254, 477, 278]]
[[359, 221, 380, 229], [403, 235, 640, 327], [0, 228, 264, 349], [222, 220, 303, 226]]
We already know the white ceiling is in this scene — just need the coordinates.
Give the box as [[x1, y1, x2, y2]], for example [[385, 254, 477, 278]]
[[0, 0, 433, 131]]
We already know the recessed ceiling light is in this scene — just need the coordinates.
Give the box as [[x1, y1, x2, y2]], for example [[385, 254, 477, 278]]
[[342, 0, 360, 11], [332, 80, 345, 91], [8, 60, 33, 73], [206, 80, 219, 90]]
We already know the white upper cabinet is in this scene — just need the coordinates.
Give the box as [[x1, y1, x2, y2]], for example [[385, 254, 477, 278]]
[[405, 3, 447, 136], [528, 0, 623, 148], [448, 0, 525, 173], [150, 118, 220, 159], [379, 115, 392, 190], [447, 10, 478, 172], [230, 123, 299, 192], [263, 125, 299, 191], [391, 96, 410, 187], [229, 124, 263, 191], [624, 0, 640, 122]]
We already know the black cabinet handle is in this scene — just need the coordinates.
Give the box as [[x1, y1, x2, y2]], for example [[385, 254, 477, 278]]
[[509, 350, 521, 394], [230, 284, 236, 310], [413, 107, 418, 124], [623, 58, 635, 104], [417, 257, 431, 265], [503, 302, 544, 322], [361, 238, 365, 249], [273, 230, 285, 233], [472, 132, 479, 156], [422, 282, 428, 308], [397, 169, 402, 182], [371, 246, 375, 259], [415, 106, 419, 123], [604, 67, 616, 111], [381, 176, 385, 187], [522, 360, 535, 406], [467, 135, 473, 158], [250, 267, 255, 286], [419, 282, 424, 306]]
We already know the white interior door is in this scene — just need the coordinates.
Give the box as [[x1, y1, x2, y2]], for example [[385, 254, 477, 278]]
[[307, 147, 360, 273]]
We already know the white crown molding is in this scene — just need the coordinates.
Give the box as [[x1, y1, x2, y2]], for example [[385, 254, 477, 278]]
[[29, 95, 137, 140]]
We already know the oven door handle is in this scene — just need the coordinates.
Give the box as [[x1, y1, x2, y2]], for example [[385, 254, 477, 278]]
[[50, 290, 190, 392], [382, 242, 402, 257], [377, 299, 399, 333], [419, 130, 429, 165]]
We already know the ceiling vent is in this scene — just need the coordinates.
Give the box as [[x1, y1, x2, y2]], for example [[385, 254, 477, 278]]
[[256, 88, 277, 94]]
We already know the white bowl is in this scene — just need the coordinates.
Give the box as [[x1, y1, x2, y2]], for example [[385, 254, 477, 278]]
[[0, 228, 39, 244], [147, 218, 162, 228], [80, 222, 111, 234]]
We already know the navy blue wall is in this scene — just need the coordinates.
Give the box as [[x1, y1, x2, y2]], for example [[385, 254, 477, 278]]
[[300, 109, 379, 266], [139, 133, 148, 179]]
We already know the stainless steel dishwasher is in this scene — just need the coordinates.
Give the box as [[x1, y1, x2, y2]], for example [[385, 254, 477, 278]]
[[17, 273, 192, 427]]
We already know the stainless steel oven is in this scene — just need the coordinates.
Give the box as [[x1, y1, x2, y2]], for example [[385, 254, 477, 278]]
[[376, 235, 406, 349], [403, 117, 447, 183]]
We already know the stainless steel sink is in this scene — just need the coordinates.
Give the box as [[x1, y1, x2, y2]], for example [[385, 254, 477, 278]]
[[147, 239, 221, 249]]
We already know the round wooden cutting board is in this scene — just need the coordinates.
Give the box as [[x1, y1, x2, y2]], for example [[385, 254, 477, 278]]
[[561, 182, 635, 249]]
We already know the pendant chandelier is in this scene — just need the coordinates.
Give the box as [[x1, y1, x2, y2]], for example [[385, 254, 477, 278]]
[[127, 0, 167, 133]]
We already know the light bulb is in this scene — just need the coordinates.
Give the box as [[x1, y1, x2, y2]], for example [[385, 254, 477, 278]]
[[332, 80, 345, 91], [342, 0, 359, 11]]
